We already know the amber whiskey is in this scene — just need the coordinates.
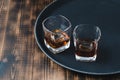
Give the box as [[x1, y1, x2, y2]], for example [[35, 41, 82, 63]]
[[44, 29, 70, 49], [75, 39, 97, 57]]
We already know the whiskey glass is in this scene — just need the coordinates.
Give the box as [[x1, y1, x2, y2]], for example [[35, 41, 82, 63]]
[[42, 15, 72, 54], [73, 24, 101, 62]]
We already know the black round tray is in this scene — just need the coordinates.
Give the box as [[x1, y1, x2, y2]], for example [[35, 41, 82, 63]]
[[34, 0, 120, 75]]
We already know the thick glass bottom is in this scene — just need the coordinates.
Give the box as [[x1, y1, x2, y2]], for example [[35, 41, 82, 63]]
[[75, 54, 97, 62], [44, 39, 70, 54]]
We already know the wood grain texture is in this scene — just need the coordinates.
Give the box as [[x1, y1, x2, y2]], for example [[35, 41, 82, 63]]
[[0, 0, 119, 80]]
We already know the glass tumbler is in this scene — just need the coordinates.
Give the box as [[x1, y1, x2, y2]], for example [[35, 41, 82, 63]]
[[73, 24, 101, 62], [42, 15, 72, 54]]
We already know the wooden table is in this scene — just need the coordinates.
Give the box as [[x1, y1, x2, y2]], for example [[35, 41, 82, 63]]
[[0, 0, 119, 80]]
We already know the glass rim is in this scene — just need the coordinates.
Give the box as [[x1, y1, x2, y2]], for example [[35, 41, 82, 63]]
[[42, 15, 72, 33], [73, 24, 101, 41]]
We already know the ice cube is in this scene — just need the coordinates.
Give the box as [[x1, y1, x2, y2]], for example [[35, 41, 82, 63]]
[[79, 42, 93, 52], [50, 29, 70, 43], [50, 31, 64, 42]]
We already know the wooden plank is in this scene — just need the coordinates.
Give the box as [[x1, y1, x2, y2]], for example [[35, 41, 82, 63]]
[[0, 0, 10, 61], [9, 0, 34, 80]]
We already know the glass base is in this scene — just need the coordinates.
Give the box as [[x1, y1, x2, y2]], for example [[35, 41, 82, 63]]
[[75, 54, 97, 62], [44, 39, 70, 54]]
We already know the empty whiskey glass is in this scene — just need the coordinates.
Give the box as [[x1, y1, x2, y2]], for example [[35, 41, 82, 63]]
[[42, 15, 72, 54], [73, 24, 101, 62]]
